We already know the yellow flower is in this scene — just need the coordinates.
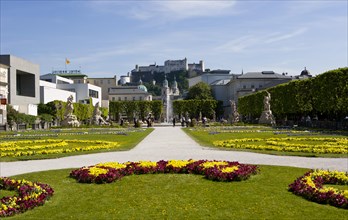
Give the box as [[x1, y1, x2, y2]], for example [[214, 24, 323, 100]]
[[221, 166, 239, 173]]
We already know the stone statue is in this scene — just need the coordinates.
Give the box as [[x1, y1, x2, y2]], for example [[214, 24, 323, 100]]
[[259, 91, 276, 125], [264, 91, 271, 111], [229, 100, 240, 124], [65, 95, 74, 116], [92, 102, 108, 125], [61, 95, 80, 127]]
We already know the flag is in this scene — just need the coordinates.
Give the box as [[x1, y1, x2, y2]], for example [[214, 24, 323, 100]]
[[66, 58, 70, 65]]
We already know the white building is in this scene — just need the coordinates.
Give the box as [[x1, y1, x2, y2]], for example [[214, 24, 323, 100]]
[[0, 64, 9, 125], [40, 73, 102, 106], [0, 55, 40, 116], [188, 69, 234, 87]]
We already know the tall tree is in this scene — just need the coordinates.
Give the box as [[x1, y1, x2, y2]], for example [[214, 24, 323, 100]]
[[186, 82, 213, 100]]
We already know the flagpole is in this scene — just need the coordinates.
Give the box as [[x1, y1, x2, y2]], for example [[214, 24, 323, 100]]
[[65, 58, 67, 71]]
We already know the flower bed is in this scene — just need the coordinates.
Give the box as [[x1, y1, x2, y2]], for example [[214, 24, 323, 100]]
[[288, 170, 348, 209], [0, 177, 54, 217], [0, 139, 119, 157], [213, 137, 348, 154], [70, 160, 259, 184]]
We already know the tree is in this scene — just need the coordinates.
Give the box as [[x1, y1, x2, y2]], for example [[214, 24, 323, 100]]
[[186, 82, 213, 100]]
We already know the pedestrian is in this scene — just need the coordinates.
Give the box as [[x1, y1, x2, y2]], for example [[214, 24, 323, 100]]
[[173, 117, 176, 127]]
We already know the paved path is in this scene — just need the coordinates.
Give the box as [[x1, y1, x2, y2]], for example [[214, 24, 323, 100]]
[[1, 127, 347, 177]]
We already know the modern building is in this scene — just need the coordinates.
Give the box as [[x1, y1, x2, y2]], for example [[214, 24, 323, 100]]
[[0, 55, 40, 116], [40, 80, 76, 104], [40, 73, 101, 106], [0, 63, 9, 125]]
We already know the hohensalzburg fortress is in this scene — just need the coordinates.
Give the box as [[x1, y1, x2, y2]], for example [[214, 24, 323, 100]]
[[132, 58, 205, 74]]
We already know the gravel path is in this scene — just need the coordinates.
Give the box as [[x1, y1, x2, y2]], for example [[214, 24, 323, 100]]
[[1, 126, 347, 177]]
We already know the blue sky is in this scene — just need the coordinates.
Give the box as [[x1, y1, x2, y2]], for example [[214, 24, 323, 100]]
[[1, 0, 347, 78]]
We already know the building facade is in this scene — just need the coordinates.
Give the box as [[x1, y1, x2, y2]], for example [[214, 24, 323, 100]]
[[0, 55, 40, 116], [132, 58, 205, 75], [108, 85, 152, 102], [0, 64, 9, 124], [87, 75, 118, 100], [40, 73, 102, 106], [188, 69, 235, 87], [211, 71, 293, 119]]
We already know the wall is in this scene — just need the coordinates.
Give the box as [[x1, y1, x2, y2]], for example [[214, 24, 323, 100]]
[[0, 55, 40, 116]]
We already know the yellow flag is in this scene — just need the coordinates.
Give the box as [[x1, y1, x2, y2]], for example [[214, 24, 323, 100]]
[[66, 58, 70, 65]]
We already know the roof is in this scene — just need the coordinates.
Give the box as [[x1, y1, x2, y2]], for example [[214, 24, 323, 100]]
[[210, 79, 231, 86], [57, 74, 88, 78], [238, 71, 292, 79]]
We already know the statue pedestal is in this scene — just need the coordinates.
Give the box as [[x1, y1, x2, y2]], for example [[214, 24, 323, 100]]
[[259, 110, 275, 125], [62, 114, 80, 127]]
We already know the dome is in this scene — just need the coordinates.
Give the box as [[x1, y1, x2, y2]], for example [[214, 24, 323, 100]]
[[301, 67, 310, 76], [163, 78, 168, 88], [138, 85, 148, 92]]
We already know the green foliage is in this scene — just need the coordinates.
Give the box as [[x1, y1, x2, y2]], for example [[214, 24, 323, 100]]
[[143, 82, 162, 96], [173, 100, 217, 118], [6, 105, 37, 125], [39, 114, 53, 123], [109, 101, 162, 121], [186, 82, 213, 100], [100, 107, 109, 118], [238, 67, 348, 120], [149, 100, 162, 120]]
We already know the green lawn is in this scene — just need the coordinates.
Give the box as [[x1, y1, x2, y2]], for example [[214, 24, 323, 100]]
[[6, 165, 347, 219], [184, 126, 348, 157], [0, 128, 153, 162]]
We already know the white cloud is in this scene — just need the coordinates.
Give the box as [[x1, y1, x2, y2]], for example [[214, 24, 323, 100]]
[[215, 35, 259, 53], [154, 1, 237, 19], [87, 1, 237, 21], [265, 28, 307, 44]]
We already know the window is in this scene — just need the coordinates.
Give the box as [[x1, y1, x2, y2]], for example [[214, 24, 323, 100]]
[[133, 97, 135, 101], [124, 97, 127, 101], [108, 80, 111, 84], [259, 85, 263, 88], [89, 89, 99, 98], [100, 80, 103, 84], [243, 85, 246, 89], [251, 85, 255, 89], [118, 97, 121, 101], [112, 97, 115, 101], [139, 96, 143, 101], [77, 80, 81, 83], [16, 70, 35, 97]]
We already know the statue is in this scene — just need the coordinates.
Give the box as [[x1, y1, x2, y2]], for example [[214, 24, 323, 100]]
[[264, 91, 271, 112], [61, 95, 80, 127], [229, 100, 240, 124], [91, 102, 108, 125], [65, 95, 74, 116], [259, 91, 276, 125]]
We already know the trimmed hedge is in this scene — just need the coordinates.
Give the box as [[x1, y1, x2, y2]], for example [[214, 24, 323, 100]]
[[238, 67, 348, 120], [173, 99, 217, 119], [109, 100, 162, 121]]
